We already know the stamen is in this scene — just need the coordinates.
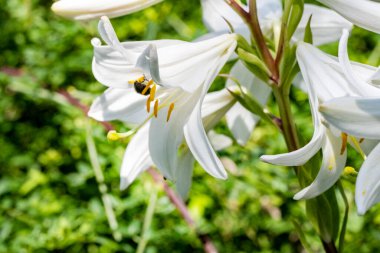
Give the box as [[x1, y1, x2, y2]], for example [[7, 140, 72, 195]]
[[340, 132, 348, 155], [349, 136, 367, 160], [359, 138, 365, 143], [167, 103, 175, 122], [154, 99, 159, 118], [150, 84, 157, 101], [146, 98, 151, 113], [141, 79, 153, 95]]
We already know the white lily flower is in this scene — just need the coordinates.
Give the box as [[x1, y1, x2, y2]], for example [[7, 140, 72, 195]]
[[52, 0, 162, 20], [261, 30, 380, 200], [88, 17, 237, 195], [201, 0, 351, 145], [316, 0, 380, 34], [90, 88, 236, 199]]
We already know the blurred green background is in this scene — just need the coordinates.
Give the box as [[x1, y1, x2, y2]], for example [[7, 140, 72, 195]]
[[1, 0, 380, 252]]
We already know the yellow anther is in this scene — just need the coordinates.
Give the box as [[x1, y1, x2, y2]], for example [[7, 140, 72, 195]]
[[107, 130, 121, 141], [149, 84, 157, 101], [154, 99, 159, 118], [359, 138, 365, 143], [128, 80, 135, 85], [167, 103, 175, 122], [141, 80, 153, 95], [146, 98, 151, 113], [349, 136, 367, 160], [340, 132, 348, 155], [344, 166, 358, 176]]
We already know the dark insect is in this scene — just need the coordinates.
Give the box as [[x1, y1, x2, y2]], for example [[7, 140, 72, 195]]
[[134, 78, 151, 96]]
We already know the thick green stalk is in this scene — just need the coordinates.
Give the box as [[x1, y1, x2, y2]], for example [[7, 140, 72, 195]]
[[272, 87, 300, 152]]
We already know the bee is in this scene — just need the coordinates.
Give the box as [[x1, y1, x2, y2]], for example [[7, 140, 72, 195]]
[[133, 76, 151, 96]]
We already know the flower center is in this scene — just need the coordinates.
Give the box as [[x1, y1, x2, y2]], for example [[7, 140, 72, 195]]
[[128, 75, 175, 122]]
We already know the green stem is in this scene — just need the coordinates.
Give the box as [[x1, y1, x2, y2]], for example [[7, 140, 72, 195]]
[[338, 181, 349, 253], [272, 87, 300, 152], [136, 186, 158, 253]]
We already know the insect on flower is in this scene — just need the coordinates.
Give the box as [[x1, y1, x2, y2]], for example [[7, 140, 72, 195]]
[[130, 75, 152, 96]]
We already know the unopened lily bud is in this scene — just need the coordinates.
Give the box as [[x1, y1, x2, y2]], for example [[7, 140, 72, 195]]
[[51, 0, 163, 20]]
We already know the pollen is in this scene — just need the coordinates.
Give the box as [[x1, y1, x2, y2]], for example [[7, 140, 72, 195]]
[[154, 99, 159, 118], [340, 132, 348, 155], [167, 103, 175, 122]]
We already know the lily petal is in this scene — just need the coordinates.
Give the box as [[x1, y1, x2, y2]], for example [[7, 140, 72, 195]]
[[52, 0, 162, 20], [320, 97, 380, 139], [294, 4, 352, 45], [120, 123, 152, 190], [356, 143, 380, 215], [260, 127, 325, 166], [175, 151, 195, 200], [317, 0, 380, 33], [208, 130, 233, 151], [338, 29, 380, 96], [88, 87, 149, 124], [184, 98, 227, 179], [202, 88, 236, 131], [294, 130, 347, 200], [225, 61, 271, 145], [200, 0, 245, 32], [149, 102, 193, 181]]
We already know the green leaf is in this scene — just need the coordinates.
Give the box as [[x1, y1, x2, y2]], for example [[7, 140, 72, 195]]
[[287, 0, 304, 40], [237, 48, 270, 82], [228, 88, 277, 129], [303, 15, 313, 44]]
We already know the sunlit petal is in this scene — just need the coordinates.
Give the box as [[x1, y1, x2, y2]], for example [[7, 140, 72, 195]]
[[356, 143, 380, 215], [294, 130, 346, 200]]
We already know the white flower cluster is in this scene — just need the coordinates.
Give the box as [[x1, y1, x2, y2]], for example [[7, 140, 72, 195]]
[[52, 0, 380, 215]]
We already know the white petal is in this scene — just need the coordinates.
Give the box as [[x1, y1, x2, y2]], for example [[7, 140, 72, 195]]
[[294, 130, 347, 200], [338, 29, 380, 96], [370, 68, 380, 86], [293, 4, 352, 45], [260, 126, 325, 166], [88, 88, 149, 124], [356, 143, 380, 215], [225, 61, 271, 145], [296, 42, 354, 101], [200, 0, 245, 32], [52, 0, 162, 20], [175, 151, 194, 200], [202, 88, 236, 131], [226, 104, 259, 145], [208, 130, 233, 151], [184, 100, 227, 179], [320, 97, 380, 139], [317, 0, 380, 33], [146, 34, 237, 93], [120, 123, 152, 190], [149, 104, 191, 181]]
